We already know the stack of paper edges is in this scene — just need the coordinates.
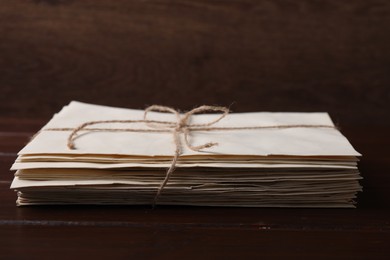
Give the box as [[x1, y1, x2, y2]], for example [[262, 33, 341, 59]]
[[11, 101, 362, 207]]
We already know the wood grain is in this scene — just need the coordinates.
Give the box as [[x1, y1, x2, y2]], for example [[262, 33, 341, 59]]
[[1, 225, 389, 259], [0, 0, 389, 125], [1, 1, 390, 258], [1, 119, 390, 258]]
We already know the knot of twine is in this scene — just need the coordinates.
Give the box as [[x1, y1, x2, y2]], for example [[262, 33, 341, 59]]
[[67, 105, 229, 207], [52, 105, 335, 207]]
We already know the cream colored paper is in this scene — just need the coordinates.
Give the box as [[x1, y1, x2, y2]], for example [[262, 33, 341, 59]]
[[18, 101, 361, 157], [10, 101, 362, 208]]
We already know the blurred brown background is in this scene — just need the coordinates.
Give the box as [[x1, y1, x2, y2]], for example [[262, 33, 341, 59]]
[[0, 0, 389, 125], [1, 2, 390, 257]]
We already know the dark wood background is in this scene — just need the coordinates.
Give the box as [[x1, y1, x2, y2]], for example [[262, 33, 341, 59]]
[[1, 0, 390, 259], [1, 0, 389, 125]]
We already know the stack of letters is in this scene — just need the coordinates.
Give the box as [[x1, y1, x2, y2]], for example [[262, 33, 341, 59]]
[[11, 101, 362, 207]]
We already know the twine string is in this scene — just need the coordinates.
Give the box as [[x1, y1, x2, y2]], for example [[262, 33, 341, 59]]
[[46, 105, 336, 206]]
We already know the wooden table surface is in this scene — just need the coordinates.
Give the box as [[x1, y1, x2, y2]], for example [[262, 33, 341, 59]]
[[1, 0, 390, 259], [1, 120, 389, 259]]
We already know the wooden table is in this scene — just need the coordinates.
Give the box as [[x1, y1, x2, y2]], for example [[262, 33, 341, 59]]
[[1, 0, 390, 258], [1, 119, 389, 259]]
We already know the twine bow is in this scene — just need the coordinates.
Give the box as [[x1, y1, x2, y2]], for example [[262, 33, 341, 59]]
[[67, 105, 230, 206], [61, 105, 335, 207]]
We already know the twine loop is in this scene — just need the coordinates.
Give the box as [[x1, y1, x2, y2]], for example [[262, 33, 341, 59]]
[[67, 105, 229, 206], [54, 105, 335, 207]]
